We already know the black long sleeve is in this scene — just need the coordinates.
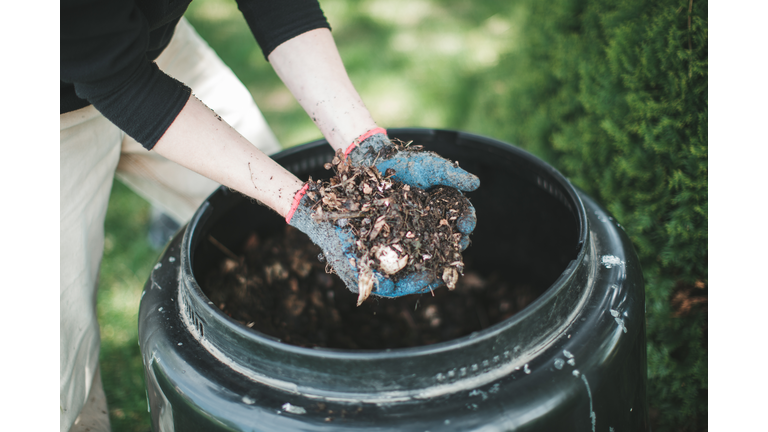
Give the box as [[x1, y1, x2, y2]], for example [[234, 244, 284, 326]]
[[236, 0, 330, 59], [61, 0, 330, 150]]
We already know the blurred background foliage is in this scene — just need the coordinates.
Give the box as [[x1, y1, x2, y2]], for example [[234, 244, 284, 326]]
[[98, 0, 707, 430]]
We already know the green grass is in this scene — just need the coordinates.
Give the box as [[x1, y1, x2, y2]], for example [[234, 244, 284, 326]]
[[98, 180, 158, 431]]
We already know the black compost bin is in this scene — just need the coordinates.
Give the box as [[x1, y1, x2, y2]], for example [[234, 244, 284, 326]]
[[139, 129, 648, 431]]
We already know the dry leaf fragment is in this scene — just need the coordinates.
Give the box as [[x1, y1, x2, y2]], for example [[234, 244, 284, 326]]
[[344, 200, 360, 211], [322, 192, 341, 208], [369, 216, 387, 240], [373, 246, 409, 275], [265, 262, 289, 284], [285, 294, 306, 316], [221, 258, 239, 274], [357, 256, 374, 306], [442, 267, 459, 290], [290, 255, 312, 278]]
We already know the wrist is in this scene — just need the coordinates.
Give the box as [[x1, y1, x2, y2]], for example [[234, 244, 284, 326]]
[[343, 127, 387, 157], [345, 128, 393, 166], [285, 183, 311, 224]]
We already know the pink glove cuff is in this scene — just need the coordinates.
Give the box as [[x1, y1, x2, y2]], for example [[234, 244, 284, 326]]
[[285, 183, 310, 224], [343, 127, 387, 158]]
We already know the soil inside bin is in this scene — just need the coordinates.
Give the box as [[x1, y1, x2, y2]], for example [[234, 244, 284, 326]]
[[201, 226, 536, 350]]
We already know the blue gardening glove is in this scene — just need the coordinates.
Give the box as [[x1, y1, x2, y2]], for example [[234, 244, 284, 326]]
[[346, 128, 480, 192], [346, 128, 478, 251], [287, 183, 450, 305]]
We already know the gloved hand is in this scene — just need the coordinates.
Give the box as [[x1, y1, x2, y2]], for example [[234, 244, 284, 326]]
[[345, 127, 480, 191], [345, 128, 478, 250], [286, 183, 459, 305]]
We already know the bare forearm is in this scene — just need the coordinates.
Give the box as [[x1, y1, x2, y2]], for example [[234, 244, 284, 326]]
[[152, 94, 303, 217], [154, 29, 377, 216], [268, 28, 379, 152]]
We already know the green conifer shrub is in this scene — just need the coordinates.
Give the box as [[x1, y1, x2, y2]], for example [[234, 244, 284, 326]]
[[467, 0, 708, 430]]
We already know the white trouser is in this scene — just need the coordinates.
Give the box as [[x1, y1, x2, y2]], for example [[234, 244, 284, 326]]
[[60, 18, 281, 432]]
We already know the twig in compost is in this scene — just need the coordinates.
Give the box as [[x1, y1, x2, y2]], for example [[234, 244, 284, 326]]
[[209, 235, 240, 261]]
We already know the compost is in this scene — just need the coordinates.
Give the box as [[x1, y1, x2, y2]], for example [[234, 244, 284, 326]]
[[201, 225, 536, 350], [303, 142, 469, 304]]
